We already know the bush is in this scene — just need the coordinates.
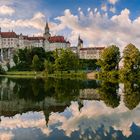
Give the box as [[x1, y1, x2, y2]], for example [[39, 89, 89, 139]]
[[0, 65, 6, 74]]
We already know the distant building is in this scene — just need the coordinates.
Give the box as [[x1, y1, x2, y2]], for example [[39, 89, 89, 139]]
[[77, 36, 105, 59], [79, 47, 105, 59]]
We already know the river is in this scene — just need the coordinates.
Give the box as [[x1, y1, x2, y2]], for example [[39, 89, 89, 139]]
[[0, 77, 139, 140]]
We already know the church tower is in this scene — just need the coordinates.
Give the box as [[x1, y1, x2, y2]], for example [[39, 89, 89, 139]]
[[78, 35, 83, 48], [77, 35, 83, 54], [43, 21, 51, 39]]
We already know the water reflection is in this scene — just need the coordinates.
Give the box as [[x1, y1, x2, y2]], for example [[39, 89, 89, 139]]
[[0, 77, 139, 139], [123, 80, 140, 110], [97, 80, 120, 108]]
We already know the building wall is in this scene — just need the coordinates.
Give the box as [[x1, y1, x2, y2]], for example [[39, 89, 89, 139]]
[[1, 38, 18, 49], [79, 48, 104, 60]]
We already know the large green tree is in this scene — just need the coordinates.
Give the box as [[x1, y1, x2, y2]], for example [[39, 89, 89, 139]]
[[97, 45, 120, 71], [54, 49, 79, 72], [123, 43, 140, 74]]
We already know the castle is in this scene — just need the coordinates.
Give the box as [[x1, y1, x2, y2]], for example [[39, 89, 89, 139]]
[[0, 21, 70, 63], [0, 21, 104, 64]]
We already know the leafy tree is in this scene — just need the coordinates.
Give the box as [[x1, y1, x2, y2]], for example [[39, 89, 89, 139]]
[[0, 65, 5, 74], [31, 47, 46, 62], [79, 59, 98, 70], [97, 45, 120, 71], [12, 47, 46, 71], [123, 43, 140, 74], [6, 62, 10, 71], [45, 51, 55, 63], [44, 60, 54, 74], [32, 55, 40, 71], [54, 48, 79, 72], [13, 54, 18, 66]]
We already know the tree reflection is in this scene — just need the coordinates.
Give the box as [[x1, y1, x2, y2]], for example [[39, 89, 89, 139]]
[[98, 80, 120, 108], [123, 80, 140, 110]]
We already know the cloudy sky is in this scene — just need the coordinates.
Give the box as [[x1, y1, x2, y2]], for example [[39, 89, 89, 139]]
[[0, 0, 140, 49]]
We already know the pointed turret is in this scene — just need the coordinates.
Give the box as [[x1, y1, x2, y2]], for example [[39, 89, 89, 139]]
[[43, 21, 51, 39], [78, 35, 83, 48]]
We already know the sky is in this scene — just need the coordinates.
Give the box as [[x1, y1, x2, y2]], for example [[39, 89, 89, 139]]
[[0, 0, 140, 50]]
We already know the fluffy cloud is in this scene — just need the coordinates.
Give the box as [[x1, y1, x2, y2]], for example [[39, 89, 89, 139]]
[[50, 8, 140, 51], [108, 0, 118, 5], [0, 12, 45, 31], [101, 4, 107, 12], [110, 6, 116, 13], [0, 5, 15, 16]]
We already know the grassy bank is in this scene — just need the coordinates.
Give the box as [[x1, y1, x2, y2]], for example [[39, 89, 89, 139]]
[[0, 71, 87, 79], [0, 71, 44, 79], [48, 71, 86, 79]]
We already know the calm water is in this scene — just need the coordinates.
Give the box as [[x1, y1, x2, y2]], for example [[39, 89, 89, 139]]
[[0, 77, 140, 140]]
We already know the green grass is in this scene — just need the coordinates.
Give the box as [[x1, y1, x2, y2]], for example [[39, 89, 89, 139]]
[[47, 71, 87, 79], [6, 71, 39, 75], [0, 70, 87, 80], [0, 71, 44, 79]]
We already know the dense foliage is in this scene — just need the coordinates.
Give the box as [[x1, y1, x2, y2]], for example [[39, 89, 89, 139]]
[[122, 43, 140, 76], [12, 47, 46, 71], [97, 45, 120, 71], [11, 47, 97, 73]]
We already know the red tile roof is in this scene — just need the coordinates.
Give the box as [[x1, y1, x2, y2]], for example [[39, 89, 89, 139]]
[[28, 36, 45, 41], [0, 32, 17, 38], [48, 36, 66, 43]]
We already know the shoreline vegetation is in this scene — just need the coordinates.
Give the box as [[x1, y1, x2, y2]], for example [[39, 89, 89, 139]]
[[0, 43, 139, 80], [1, 71, 87, 80]]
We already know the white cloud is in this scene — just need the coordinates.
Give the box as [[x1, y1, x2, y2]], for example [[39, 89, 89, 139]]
[[0, 12, 45, 31], [108, 0, 118, 5], [50, 8, 140, 51], [110, 7, 116, 13], [0, 5, 15, 16], [101, 4, 107, 12]]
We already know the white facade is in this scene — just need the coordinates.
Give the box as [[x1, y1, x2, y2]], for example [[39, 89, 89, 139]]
[[79, 47, 105, 60]]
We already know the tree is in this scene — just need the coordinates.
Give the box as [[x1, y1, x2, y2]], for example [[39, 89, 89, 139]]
[[54, 48, 79, 72], [32, 55, 40, 71], [44, 60, 54, 74], [0, 65, 5, 74], [45, 51, 55, 63], [13, 54, 18, 66], [97, 45, 120, 71], [123, 43, 140, 74], [11, 47, 46, 71]]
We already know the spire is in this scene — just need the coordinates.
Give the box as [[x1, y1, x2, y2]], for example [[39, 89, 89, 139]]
[[78, 35, 83, 47], [45, 21, 49, 31], [44, 20, 51, 39]]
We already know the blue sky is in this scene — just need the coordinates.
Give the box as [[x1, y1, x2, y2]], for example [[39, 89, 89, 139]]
[[0, 0, 140, 49]]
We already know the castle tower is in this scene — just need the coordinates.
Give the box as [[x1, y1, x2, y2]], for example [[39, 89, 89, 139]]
[[43, 21, 51, 39], [78, 35, 83, 48]]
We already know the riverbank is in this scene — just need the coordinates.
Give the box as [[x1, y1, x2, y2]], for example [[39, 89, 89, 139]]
[[0, 71, 87, 80]]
